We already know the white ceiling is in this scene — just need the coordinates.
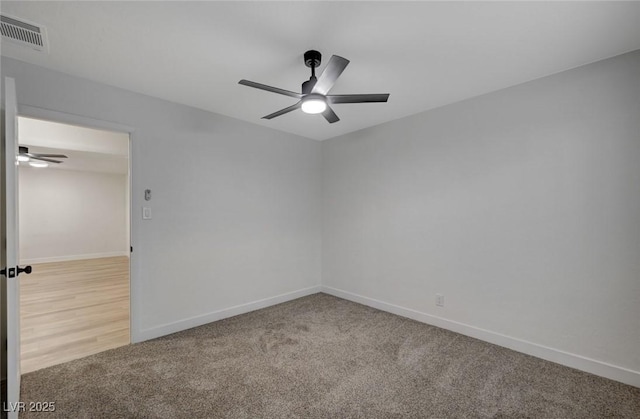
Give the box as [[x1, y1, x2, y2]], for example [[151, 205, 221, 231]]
[[2, 1, 639, 141], [19, 117, 129, 174]]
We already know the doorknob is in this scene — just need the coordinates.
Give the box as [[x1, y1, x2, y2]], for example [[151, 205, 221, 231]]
[[17, 265, 32, 276]]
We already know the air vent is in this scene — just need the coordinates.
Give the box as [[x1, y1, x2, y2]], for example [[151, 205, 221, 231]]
[[1, 14, 48, 52]]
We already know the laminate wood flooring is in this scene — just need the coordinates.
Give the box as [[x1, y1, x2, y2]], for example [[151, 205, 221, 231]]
[[20, 256, 130, 374]]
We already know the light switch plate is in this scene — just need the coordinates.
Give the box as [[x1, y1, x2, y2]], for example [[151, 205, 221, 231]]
[[142, 207, 152, 220]]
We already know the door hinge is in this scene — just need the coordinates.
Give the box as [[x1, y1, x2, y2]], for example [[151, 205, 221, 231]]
[[130, 246, 133, 253]]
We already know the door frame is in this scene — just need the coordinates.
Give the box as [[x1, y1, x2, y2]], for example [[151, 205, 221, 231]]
[[17, 105, 138, 345], [3, 76, 20, 419]]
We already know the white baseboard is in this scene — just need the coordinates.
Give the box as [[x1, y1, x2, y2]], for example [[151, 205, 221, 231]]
[[135, 285, 322, 343], [321, 285, 640, 388], [20, 251, 130, 265]]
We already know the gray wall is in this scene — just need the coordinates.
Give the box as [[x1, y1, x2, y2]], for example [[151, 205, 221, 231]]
[[19, 167, 129, 263], [1, 57, 322, 341], [2, 50, 639, 385], [322, 50, 640, 376]]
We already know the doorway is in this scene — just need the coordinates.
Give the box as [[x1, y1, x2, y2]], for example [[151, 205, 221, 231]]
[[17, 116, 131, 373]]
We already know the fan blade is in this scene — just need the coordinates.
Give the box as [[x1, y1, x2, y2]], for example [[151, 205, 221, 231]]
[[29, 156, 63, 164], [328, 93, 390, 104], [262, 102, 301, 120], [25, 153, 67, 158], [239, 80, 301, 99], [322, 106, 340, 124], [312, 55, 350, 95]]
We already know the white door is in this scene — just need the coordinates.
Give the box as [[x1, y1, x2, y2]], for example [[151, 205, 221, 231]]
[[3, 76, 25, 418]]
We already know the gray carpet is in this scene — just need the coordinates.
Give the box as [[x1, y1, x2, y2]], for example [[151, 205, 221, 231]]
[[20, 293, 640, 418]]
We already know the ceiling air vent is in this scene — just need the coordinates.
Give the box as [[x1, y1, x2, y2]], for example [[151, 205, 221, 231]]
[[1, 14, 48, 52]]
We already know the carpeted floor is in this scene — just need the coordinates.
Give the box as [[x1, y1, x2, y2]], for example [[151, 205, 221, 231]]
[[20, 293, 640, 418]]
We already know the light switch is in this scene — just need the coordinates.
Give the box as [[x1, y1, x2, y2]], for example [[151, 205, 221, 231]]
[[142, 207, 152, 220]]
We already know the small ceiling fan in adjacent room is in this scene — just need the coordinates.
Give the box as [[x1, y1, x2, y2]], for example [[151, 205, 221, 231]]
[[18, 146, 67, 167], [239, 50, 390, 123]]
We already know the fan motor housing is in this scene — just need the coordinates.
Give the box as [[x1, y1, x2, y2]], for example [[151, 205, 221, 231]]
[[301, 78, 317, 95]]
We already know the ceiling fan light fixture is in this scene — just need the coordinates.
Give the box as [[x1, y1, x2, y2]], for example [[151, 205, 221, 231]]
[[29, 161, 48, 168], [239, 50, 389, 123], [301, 94, 327, 114]]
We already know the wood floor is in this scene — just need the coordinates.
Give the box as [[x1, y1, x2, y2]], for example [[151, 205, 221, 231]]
[[20, 256, 130, 374]]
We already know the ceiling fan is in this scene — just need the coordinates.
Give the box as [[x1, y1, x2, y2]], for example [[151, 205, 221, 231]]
[[18, 146, 68, 164], [239, 50, 389, 123]]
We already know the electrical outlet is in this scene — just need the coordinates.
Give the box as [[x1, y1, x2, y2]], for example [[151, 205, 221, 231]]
[[436, 294, 444, 307]]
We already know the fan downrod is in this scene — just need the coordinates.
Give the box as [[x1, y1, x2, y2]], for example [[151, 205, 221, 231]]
[[302, 50, 322, 94]]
